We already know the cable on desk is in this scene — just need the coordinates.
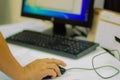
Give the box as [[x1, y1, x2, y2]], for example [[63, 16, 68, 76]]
[[92, 52, 120, 79], [66, 51, 120, 79], [101, 47, 120, 61], [101, 47, 115, 56], [111, 49, 120, 61], [101, 46, 120, 61]]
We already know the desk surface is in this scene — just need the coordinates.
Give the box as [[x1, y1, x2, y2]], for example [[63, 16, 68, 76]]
[[0, 20, 120, 80]]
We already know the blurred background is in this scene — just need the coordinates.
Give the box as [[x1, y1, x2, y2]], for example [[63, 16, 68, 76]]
[[0, 0, 119, 25]]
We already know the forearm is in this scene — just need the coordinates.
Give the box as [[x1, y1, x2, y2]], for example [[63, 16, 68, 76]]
[[0, 32, 67, 80], [0, 33, 27, 80]]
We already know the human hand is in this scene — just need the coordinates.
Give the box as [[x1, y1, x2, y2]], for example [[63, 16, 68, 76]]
[[23, 58, 66, 80]]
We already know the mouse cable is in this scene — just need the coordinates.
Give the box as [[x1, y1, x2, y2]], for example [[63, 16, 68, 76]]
[[66, 51, 120, 79], [92, 52, 120, 79]]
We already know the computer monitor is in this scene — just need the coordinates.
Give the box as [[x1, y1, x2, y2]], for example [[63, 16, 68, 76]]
[[21, 0, 95, 36]]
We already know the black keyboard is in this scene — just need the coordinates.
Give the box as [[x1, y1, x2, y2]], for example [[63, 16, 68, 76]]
[[6, 30, 99, 59]]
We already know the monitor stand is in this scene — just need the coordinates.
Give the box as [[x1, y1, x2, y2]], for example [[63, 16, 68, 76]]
[[43, 21, 88, 40], [53, 22, 66, 36], [43, 21, 75, 37]]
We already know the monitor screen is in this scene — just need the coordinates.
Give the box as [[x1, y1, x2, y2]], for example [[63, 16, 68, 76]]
[[21, 0, 94, 36]]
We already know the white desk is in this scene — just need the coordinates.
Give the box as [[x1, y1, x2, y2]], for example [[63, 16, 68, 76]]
[[0, 20, 120, 80]]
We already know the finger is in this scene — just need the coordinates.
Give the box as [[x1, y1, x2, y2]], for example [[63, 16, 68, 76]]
[[47, 63, 61, 77], [43, 69, 57, 79], [46, 58, 67, 66]]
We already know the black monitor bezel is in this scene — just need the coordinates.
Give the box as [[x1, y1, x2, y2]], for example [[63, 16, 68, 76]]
[[21, 0, 95, 28]]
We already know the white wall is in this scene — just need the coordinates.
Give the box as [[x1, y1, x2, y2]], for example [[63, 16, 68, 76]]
[[9, 0, 29, 23], [94, 0, 104, 8], [0, 0, 105, 24], [0, 0, 31, 24], [0, 1, 11, 24]]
